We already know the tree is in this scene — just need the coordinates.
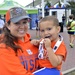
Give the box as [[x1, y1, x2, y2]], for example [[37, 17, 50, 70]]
[[45, 0, 51, 8], [66, 1, 75, 8], [66, 1, 75, 16], [58, 1, 61, 7]]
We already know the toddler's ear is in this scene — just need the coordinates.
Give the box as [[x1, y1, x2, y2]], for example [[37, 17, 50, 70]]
[[57, 26, 61, 33]]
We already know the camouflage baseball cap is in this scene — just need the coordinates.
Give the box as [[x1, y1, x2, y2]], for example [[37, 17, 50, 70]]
[[6, 7, 30, 23]]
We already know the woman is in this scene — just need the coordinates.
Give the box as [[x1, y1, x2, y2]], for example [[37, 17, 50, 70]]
[[0, 7, 39, 75]]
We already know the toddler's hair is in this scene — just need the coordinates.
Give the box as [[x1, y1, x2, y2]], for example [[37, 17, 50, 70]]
[[39, 16, 59, 26]]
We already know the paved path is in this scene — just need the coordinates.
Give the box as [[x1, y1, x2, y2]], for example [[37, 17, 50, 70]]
[[28, 27, 75, 73]]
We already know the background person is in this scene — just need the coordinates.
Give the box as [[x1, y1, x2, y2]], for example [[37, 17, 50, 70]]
[[62, 14, 66, 26], [35, 17, 39, 38], [0, 15, 4, 34], [3, 15, 6, 23], [66, 14, 75, 48], [35, 16, 43, 38], [0, 7, 39, 75]]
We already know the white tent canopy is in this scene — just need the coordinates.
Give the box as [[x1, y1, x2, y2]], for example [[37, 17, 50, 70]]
[[0, 0, 24, 14]]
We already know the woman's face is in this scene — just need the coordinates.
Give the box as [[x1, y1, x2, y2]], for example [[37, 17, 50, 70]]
[[7, 19, 29, 39]]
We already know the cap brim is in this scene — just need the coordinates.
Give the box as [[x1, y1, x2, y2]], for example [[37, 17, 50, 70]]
[[11, 16, 31, 23]]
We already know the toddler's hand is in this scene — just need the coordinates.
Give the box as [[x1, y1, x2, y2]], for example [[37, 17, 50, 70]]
[[44, 38, 51, 49]]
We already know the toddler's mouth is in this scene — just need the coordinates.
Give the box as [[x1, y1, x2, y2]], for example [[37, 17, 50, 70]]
[[45, 36, 51, 38]]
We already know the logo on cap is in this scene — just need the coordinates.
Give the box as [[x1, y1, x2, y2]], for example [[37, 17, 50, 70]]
[[10, 7, 26, 18]]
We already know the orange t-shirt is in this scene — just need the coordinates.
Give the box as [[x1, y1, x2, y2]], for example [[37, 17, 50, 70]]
[[0, 33, 39, 75], [38, 41, 67, 75]]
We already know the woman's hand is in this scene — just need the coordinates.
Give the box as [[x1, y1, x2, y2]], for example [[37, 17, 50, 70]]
[[31, 39, 40, 46]]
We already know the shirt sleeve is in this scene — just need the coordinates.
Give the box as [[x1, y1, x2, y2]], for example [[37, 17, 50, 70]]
[[55, 42, 67, 61]]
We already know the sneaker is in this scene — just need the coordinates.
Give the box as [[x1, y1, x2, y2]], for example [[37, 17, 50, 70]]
[[69, 43, 74, 48]]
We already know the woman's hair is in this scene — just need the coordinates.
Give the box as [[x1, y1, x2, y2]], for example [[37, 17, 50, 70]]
[[39, 16, 59, 26], [2, 21, 23, 55]]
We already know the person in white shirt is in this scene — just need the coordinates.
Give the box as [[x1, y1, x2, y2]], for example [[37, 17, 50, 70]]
[[0, 15, 4, 34]]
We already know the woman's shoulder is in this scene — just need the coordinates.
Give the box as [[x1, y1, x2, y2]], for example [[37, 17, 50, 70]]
[[0, 43, 14, 54]]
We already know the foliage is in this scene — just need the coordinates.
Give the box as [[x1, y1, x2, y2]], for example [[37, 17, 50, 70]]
[[66, 1, 75, 8], [66, 1, 75, 17], [45, 0, 51, 8], [58, 1, 61, 7]]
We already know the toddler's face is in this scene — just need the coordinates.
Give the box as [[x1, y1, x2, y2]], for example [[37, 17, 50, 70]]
[[39, 21, 60, 41]]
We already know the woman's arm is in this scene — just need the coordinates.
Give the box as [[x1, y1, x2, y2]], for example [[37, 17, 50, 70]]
[[0, 49, 34, 75]]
